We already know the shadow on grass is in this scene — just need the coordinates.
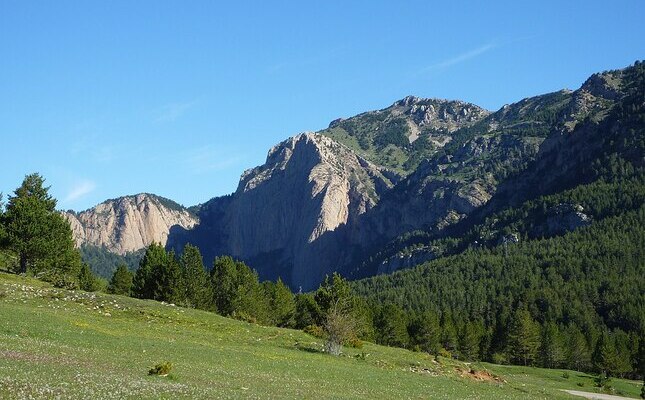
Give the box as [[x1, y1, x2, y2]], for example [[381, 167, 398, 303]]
[[282, 342, 325, 355]]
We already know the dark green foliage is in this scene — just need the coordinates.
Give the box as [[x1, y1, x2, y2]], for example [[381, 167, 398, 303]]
[[179, 244, 213, 310], [565, 325, 592, 372], [458, 321, 482, 361], [294, 293, 321, 329], [148, 361, 173, 376], [4, 173, 81, 287], [264, 278, 296, 327], [132, 243, 183, 303], [440, 315, 458, 355], [108, 264, 133, 296], [373, 303, 409, 348], [353, 206, 644, 374], [408, 311, 441, 354], [210, 256, 269, 323], [78, 263, 100, 292], [539, 322, 565, 369], [507, 309, 540, 366], [593, 331, 620, 376], [79, 244, 143, 279]]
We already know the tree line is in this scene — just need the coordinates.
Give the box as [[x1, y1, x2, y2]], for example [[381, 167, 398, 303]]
[[1, 172, 642, 381]]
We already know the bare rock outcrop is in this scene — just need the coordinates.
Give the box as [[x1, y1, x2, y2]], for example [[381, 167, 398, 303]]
[[216, 133, 395, 289], [63, 194, 198, 255]]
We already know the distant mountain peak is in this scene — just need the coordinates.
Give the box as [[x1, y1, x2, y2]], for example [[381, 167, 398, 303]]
[[63, 193, 198, 255]]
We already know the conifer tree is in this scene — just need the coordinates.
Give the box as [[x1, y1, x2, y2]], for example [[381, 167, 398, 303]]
[[294, 293, 321, 329], [133, 243, 167, 299], [507, 308, 540, 366], [180, 244, 212, 310], [408, 311, 441, 354], [265, 278, 295, 327], [593, 331, 620, 376], [440, 314, 458, 354], [154, 250, 183, 303], [539, 322, 565, 368], [78, 263, 99, 292], [565, 325, 592, 371], [4, 173, 81, 286], [458, 321, 481, 360], [374, 303, 409, 348], [211, 256, 238, 315], [108, 264, 133, 296]]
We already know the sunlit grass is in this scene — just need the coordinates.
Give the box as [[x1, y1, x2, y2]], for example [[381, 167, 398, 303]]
[[0, 272, 640, 399]]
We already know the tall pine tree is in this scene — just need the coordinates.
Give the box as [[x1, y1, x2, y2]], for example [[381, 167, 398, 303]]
[[4, 173, 81, 287], [507, 308, 540, 366], [180, 244, 212, 310], [108, 264, 133, 296]]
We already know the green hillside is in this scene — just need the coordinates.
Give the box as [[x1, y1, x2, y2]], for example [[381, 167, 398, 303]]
[[0, 272, 641, 399]]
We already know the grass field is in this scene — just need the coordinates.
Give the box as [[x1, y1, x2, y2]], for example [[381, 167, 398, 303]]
[[0, 272, 641, 399]]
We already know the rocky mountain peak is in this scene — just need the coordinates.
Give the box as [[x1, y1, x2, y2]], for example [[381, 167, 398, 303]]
[[63, 193, 198, 255]]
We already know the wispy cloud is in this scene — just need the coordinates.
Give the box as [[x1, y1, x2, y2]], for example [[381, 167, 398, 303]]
[[155, 101, 197, 123], [266, 44, 350, 74], [420, 42, 497, 73], [181, 145, 244, 174], [64, 180, 96, 203]]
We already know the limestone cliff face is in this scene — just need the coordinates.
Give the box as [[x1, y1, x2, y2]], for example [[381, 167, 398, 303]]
[[223, 133, 394, 288], [173, 133, 396, 289], [63, 194, 198, 255]]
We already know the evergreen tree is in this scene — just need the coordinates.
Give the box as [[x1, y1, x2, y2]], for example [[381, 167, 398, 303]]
[[4, 173, 81, 286], [565, 325, 592, 371], [539, 322, 565, 368], [133, 243, 168, 299], [458, 321, 481, 360], [440, 314, 458, 354], [154, 250, 183, 303], [314, 273, 353, 321], [78, 263, 99, 292], [179, 244, 212, 310], [374, 304, 409, 348], [211, 256, 238, 315], [210, 256, 268, 322], [507, 308, 540, 366], [294, 293, 321, 329], [593, 331, 620, 376], [408, 311, 441, 354], [108, 264, 133, 296], [265, 278, 295, 327]]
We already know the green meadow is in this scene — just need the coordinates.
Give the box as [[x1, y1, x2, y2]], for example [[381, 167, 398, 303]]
[[0, 272, 640, 399]]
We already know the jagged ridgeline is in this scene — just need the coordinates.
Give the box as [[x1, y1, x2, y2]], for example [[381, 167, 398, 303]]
[[69, 61, 643, 293]]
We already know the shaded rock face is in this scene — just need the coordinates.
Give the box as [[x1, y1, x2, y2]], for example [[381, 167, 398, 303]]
[[63, 194, 198, 255], [537, 204, 591, 237], [180, 133, 396, 289]]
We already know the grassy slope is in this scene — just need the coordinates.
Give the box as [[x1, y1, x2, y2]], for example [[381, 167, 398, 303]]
[[0, 273, 640, 399]]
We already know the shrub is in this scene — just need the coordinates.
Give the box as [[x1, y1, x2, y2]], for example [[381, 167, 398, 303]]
[[562, 371, 570, 379], [303, 324, 325, 339], [491, 352, 508, 365], [148, 361, 173, 376], [438, 348, 452, 359], [346, 337, 363, 349]]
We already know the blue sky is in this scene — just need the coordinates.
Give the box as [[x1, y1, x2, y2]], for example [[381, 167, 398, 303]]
[[1, 1, 644, 211]]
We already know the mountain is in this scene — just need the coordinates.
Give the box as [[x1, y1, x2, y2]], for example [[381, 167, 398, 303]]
[[63, 193, 198, 255], [70, 62, 643, 291], [169, 133, 398, 289]]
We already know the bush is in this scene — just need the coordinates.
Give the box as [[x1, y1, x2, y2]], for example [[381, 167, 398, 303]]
[[438, 348, 452, 359], [303, 324, 326, 339], [562, 371, 570, 379], [346, 337, 363, 349], [148, 362, 173, 376], [491, 352, 508, 365]]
